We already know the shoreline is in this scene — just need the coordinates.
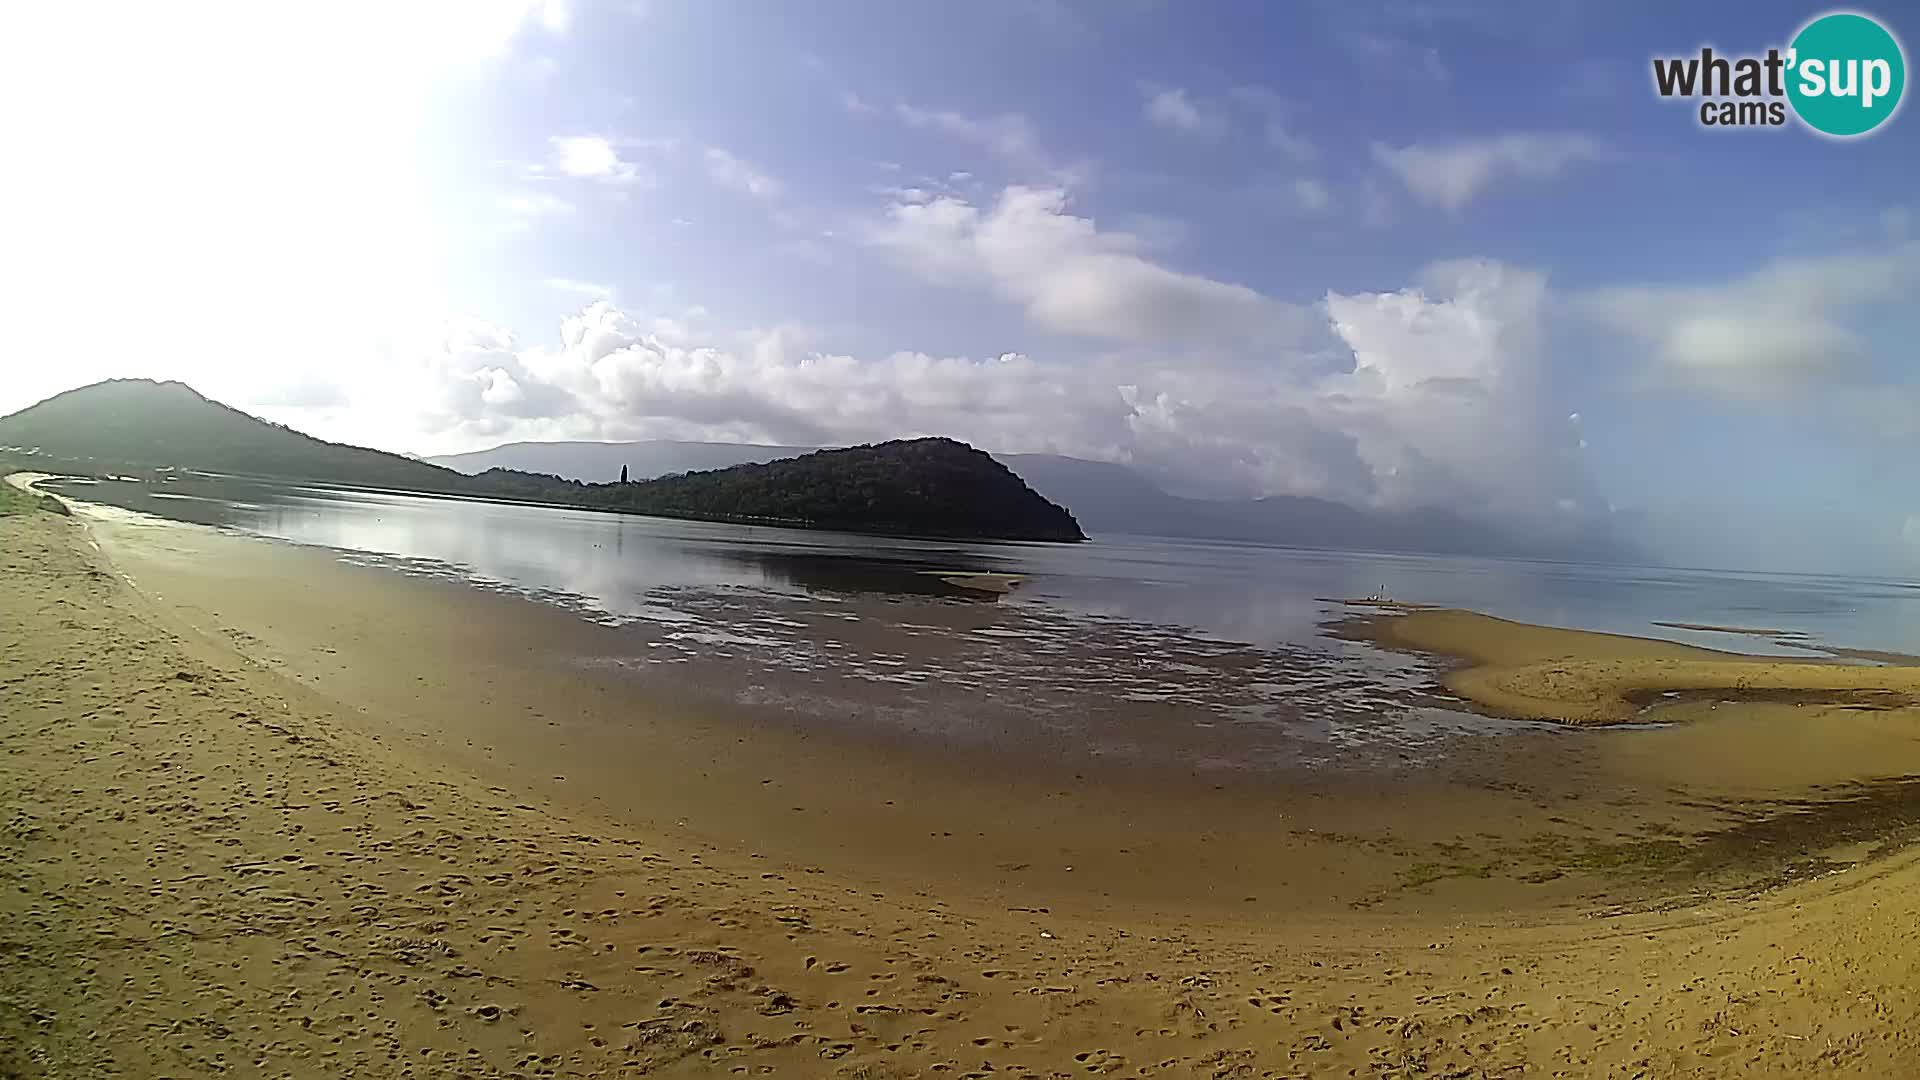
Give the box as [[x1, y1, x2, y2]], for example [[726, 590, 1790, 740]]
[[42, 489, 1920, 917], [7, 500, 1920, 1073], [10, 463, 1089, 545], [74, 500, 1595, 921]]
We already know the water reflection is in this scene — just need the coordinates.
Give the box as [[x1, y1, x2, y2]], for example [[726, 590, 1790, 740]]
[[48, 474, 1920, 657]]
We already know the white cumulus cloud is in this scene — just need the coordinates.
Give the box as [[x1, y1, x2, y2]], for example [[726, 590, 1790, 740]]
[[1579, 240, 1920, 398], [1142, 87, 1228, 140], [1292, 178, 1332, 215], [868, 185, 1301, 343], [1372, 133, 1603, 212], [1317, 259, 1585, 518], [1227, 86, 1317, 160], [545, 277, 614, 300], [702, 147, 782, 200], [893, 102, 1088, 186], [549, 135, 645, 185]]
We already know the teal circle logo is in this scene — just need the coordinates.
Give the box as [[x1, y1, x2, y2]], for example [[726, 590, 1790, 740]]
[[1787, 11, 1906, 137]]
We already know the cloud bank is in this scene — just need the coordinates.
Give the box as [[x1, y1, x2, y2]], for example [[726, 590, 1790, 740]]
[[1580, 241, 1920, 398], [257, 258, 1594, 534]]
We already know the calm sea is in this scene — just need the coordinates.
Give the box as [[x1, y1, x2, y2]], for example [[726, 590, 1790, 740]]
[[50, 474, 1920, 658], [44, 474, 1920, 773]]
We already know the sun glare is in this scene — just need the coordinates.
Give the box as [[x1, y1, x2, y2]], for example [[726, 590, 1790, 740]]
[[0, 2, 556, 405]]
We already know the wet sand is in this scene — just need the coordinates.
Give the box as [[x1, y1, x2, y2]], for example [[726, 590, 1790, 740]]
[[71, 506, 1615, 919], [6, 493, 1920, 1075]]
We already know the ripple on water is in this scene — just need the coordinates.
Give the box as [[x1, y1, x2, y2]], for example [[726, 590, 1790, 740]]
[[549, 584, 1553, 774], [313, 544, 1542, 774]]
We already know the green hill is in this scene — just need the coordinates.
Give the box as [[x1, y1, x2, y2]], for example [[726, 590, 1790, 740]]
[[589, 439, 1082, 540], [0, 379, 1084, 542], [0, 379, 461, 490]]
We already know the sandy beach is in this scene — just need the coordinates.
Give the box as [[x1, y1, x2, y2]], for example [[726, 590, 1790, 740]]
[[6, 493, 1920, 1077]]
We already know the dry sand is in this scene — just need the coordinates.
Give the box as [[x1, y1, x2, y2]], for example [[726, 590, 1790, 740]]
[[5, 498, 1920, 1076]]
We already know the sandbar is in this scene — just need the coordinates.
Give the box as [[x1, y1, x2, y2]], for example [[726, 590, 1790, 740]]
[[1340, 607, 1920, 725]]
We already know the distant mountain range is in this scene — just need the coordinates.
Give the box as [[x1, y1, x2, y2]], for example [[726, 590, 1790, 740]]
[[0, 380, 1081, 542], [433, 439, 1633, 562]]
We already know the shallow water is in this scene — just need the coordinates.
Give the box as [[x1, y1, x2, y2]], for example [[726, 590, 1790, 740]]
[[59, 475, 1920, 920], [53, 475, 1920, 653], [47, 475, 1920, 775]]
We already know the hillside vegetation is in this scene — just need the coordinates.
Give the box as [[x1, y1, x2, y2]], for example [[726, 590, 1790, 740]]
[[0, 380, 1083, 542], [515, 439, 1084, 540], [0, 380, 461, 491]]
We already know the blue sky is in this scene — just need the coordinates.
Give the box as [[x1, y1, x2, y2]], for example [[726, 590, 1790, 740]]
[[1, 0, 1915, 573]]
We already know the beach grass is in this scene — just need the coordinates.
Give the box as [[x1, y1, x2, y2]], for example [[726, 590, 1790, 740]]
[[0, 480, 65, 517]]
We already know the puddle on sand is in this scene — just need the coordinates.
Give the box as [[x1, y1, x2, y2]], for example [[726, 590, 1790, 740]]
[[565, 583, 1556, 775]]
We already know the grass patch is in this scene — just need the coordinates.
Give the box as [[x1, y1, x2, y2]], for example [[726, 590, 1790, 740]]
[[1395, 860, 1500, 890], [0, 482, 66, 517], [1563, 839, 1691, 872], [1526, 833, 1692, 873]]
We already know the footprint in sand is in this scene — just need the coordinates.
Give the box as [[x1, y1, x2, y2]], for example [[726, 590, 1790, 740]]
[[1073, 1048, 1129, 1073]]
